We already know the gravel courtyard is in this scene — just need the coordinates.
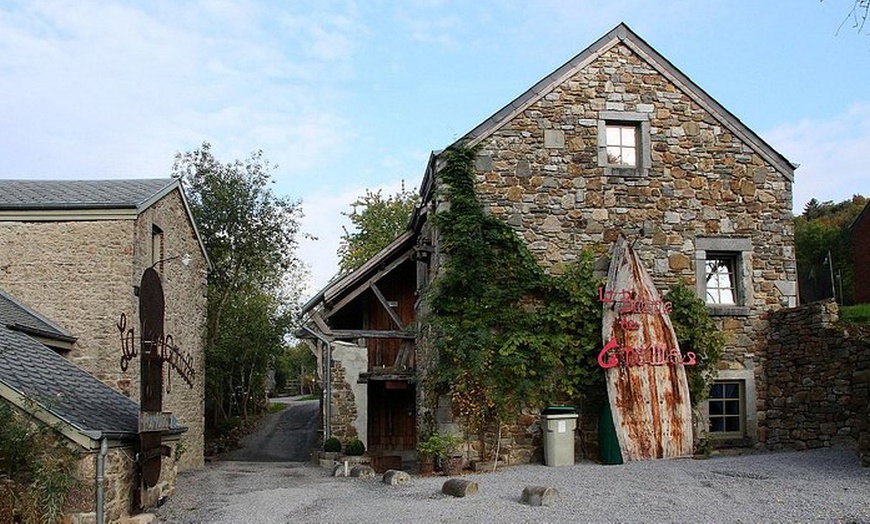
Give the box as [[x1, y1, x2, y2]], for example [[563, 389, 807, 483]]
[[155, 447, 870, 523]]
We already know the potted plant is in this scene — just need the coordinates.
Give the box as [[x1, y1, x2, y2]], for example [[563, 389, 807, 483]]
[[340, 437, 370, 466], [417, 432, 463, 476]]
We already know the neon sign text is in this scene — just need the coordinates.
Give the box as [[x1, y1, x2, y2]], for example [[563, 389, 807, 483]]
[[598, 338, 696, 369]]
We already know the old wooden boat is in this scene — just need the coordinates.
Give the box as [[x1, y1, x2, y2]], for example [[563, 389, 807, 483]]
[[599, 236, 694, 460]]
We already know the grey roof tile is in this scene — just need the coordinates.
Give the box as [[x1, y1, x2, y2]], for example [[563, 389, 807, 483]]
[[0, 327, 139, 437], [0, 178, 175, 210], [0, 289, 75, 343]]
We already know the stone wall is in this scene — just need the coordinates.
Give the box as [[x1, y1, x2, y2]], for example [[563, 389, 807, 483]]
[[67, 440, 180, 522], [0, 188, 207, 471], [328, 356, 359, 444], [762, 299, 870, 464], [454, 40, 796, 451]]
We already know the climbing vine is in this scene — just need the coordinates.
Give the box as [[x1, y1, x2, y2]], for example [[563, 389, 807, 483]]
[[425, 144, 604, 433], [424, 143, 724, 440], [665, 283, 725, 405]]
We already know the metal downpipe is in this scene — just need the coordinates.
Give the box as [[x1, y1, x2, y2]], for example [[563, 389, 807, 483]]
[[96, 436, 108, 524]]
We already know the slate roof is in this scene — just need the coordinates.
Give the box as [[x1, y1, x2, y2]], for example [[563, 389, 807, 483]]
[[0, 289, 76, 343], [0, 178, 176, 210], [0, 289, 143, 441]]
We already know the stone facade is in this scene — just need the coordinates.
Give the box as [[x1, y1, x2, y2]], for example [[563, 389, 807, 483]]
[[0, 187, 207, 470], [420, 25, 795, 454], [762, 299, 870, 461]]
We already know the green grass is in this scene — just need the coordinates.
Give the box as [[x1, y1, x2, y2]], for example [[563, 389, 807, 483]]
[[268, 402, 288, 413], [841, 304, 870, 324]]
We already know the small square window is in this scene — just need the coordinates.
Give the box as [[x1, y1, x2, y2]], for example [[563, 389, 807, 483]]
[[597, 112, 650, 177], [705, 254, 738, 305], [605, 124, 638, 167], [709, 381, 744, 437]]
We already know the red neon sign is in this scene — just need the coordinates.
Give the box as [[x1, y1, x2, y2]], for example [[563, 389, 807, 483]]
[[598, 337, 696, 369], [597, 287, 695, 369]]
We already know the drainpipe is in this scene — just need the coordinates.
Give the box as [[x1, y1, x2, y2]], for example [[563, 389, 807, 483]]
[[96, 436, 108, 524], [302, 325, 332, 440]]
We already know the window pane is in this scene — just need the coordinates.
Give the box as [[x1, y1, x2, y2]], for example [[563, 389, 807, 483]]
[[709, 401, 723, 415], [710, 384, 724, 399], [724, 383, 739, 398], [620, 127, 636, 146], [725, 400, 740, 415], [606, 127, 621, 145], [606, 146, 622, 164], [622, 148, 636, 166], [725, 417, 740, 432], [710, 418, 724, 432]]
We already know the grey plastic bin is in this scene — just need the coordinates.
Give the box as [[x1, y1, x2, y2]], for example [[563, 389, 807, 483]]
[[541, 406, 578, 467]]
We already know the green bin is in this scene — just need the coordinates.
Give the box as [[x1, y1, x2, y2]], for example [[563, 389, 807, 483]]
[[598, 403, 623, 465]]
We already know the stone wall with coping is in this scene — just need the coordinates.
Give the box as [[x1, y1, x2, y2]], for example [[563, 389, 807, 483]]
[[454, 41, 796, 449], [762, 299, 870, 463], [0, 188, 207, 470]]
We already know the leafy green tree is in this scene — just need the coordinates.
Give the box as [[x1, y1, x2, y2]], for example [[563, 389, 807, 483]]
[[173, 143, 305, 423], [794, 194, 866, 304], [337, 183, 418, 273], [273, 342, 317, 395]]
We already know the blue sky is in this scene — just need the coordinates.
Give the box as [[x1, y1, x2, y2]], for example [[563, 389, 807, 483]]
[[1, 1, 868, 294]]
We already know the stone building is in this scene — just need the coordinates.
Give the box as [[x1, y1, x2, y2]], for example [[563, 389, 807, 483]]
[[851, 200, 870, 304], [0, 289, 183, 522], [300, 24, 797, 462], [0, 178, 209, 472]]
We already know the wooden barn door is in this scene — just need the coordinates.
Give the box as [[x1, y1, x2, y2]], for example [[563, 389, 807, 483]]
[[367, 381, 417, 451]]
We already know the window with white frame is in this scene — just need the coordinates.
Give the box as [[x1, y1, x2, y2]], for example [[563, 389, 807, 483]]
[[695, 237, 751, 316], [605, 124, 638, 167], [708, 380, 745, 437], [597, 112, 650, 177], [705, 254, 738, 305]]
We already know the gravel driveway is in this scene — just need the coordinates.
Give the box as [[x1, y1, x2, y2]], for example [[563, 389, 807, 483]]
[[156, 445, 870, 522]]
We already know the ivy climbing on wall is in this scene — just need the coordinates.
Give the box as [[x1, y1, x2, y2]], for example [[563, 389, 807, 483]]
[[425, 144, 605, 433], [424, 143, 725, 440]]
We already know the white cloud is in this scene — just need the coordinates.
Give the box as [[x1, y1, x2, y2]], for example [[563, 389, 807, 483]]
[[764, 102, 870, 212], [298, 177, 414, 298], [0, 1, 365, 180]]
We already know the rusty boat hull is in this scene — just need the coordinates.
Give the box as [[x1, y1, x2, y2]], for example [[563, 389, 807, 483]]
[[601, 237, 694, 461]]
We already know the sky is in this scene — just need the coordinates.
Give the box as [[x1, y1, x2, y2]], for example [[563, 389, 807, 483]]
[[1, 1, 868, 295]]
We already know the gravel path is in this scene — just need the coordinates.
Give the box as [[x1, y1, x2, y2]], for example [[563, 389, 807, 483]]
[[156, 447, 870, 523]]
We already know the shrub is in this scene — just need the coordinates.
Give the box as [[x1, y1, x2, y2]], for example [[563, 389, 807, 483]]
[[323, 436, 341, 453], [344, 437, 365, 456]]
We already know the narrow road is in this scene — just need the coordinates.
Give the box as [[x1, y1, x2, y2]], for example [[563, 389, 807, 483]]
[[222, 397, 319, 462]]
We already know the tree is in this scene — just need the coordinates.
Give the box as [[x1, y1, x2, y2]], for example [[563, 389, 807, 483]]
[[337, 183, 418, 273], [795, 194, 867, 304], [173, 143, 306, 423], [837, 1, 870, 35]]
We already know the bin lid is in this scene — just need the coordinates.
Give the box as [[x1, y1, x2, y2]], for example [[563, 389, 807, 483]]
[[542, 405, 576, 415]]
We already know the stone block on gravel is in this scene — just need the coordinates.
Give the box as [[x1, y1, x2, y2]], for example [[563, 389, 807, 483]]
[[521, 485, 559, 507], [382, 469, 412, 486], [350, 465, 376, 479], [441, 478, 478, 497]]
